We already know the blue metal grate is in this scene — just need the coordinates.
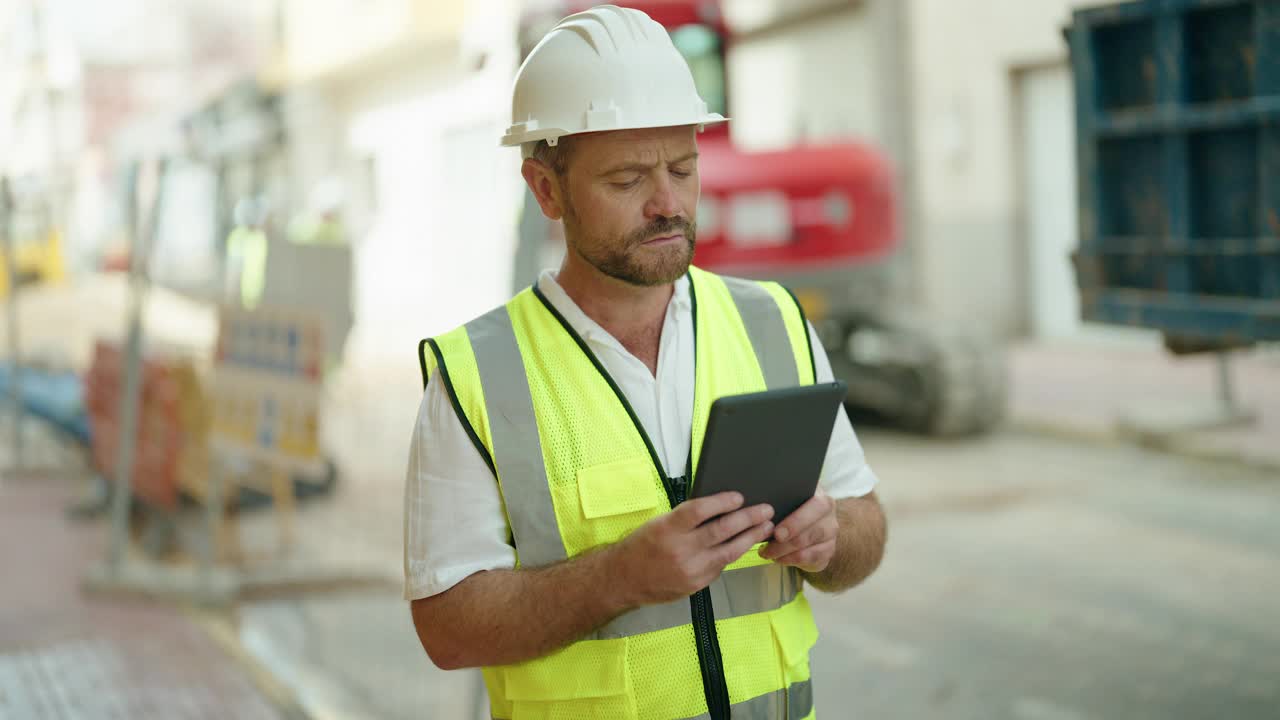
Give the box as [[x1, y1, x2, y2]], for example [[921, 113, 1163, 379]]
[[1069, 0, 1280, 341]]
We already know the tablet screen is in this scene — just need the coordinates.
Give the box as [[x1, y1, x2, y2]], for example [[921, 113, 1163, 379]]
[[691, 382, 846, 522]]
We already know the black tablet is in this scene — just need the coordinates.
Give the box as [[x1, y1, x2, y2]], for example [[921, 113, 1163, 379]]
[[691, 381, 847, 523]]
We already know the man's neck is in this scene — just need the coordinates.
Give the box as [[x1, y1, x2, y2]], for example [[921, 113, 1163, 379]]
[[555, 257, 673, 375]]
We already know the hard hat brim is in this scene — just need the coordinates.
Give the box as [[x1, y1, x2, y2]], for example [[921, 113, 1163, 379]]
[[501, 114, 729, 148]]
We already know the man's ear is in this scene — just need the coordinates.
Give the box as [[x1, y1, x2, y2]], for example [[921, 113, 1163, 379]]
[[522, 159, 566, 221]]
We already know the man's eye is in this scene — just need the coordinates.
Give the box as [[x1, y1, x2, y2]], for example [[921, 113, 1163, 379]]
[[613, 177, 641, 189], [671, 169, 692, 179]]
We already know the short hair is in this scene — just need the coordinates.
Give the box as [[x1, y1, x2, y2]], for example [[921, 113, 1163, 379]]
[[523, 137, 575, 175]]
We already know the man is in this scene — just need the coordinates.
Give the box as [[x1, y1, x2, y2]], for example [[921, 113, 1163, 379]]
[[225, 196, 269, 310], [405, 6, 886, 719]]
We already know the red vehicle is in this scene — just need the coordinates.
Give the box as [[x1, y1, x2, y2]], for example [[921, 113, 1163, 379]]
[[513, 0, 1005, 434]]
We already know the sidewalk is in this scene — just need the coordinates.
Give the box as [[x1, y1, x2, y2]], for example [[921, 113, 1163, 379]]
[[1008, 334, 1279, 472], [224, 354, 482, 720], [0, 279, 429, 719], [0, 472, 298, 720]]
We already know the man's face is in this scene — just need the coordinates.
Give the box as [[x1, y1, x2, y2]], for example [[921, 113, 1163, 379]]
[[554, 126, 700, 286]]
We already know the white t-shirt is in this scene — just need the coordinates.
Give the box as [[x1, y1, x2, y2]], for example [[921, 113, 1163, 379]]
[[404, 271, 879, 600]]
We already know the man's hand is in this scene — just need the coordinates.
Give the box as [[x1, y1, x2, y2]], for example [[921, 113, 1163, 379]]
[[758, 487, 838, 573], [609, 492, 775, 608]]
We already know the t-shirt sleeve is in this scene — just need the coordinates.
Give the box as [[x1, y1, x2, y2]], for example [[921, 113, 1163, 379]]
[[808, 322, 880, 499], [404, 369, 517, 601]]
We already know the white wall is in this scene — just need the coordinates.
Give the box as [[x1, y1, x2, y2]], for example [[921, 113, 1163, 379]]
[[905, 0, 1111, 335], [336, 1, 524, 363], [727, 3, 884, 151], [282, 0, 467, 85]]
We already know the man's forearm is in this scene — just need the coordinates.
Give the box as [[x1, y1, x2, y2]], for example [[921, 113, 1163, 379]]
[[411, 547, 630, 669], [802, 493, 886, 593]]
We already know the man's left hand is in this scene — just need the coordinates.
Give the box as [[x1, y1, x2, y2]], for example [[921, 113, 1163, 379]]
[[758, 487, 838, 573]]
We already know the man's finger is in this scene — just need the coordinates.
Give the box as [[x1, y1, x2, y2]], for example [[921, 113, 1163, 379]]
[[675, 491, 744, 528], [772, 493, 834, 543], [762, 520, 834, 559], [757, 520, 829, 561], [716, 520, 776, 567], [700, 504, 774, 546], [773, 539, 836, 571]]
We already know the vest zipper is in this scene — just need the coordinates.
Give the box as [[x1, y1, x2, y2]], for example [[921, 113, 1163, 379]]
[[668, 475, 732, 720]]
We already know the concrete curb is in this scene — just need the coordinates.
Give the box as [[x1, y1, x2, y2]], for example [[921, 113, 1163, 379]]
[[184, 608, 315, 720], [1009, 417, 1280, 475], [189, 603, 404, 720]]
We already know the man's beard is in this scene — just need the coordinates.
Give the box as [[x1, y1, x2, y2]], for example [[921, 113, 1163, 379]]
[[569, 214, 697, 287]]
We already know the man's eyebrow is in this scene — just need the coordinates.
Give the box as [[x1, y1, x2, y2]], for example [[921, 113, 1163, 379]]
[[598, 151, 699, 177]]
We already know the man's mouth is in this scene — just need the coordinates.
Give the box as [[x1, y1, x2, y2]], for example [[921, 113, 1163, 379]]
[[642, 233, 684, 246]]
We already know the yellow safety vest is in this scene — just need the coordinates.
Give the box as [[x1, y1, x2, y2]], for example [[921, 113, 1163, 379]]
[[226, 226, 268, 309], [419, 266, 820, 720]]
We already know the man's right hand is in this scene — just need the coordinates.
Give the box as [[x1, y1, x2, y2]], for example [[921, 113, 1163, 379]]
[[412, 491, 774, 669], [607, 492, 775, 608]]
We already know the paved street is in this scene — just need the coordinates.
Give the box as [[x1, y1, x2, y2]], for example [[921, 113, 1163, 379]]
[[237, 426, 1280, 720], [808, 429, 1280, 720], [0, 469, 290, 720], [1010, 338, 1280, 472]]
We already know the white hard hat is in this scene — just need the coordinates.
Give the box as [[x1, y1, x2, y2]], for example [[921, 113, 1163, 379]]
[[500, 4, 727, 150], [234, 196, 269, 227]]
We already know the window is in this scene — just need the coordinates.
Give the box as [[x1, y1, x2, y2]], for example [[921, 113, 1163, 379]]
[[670, 24, 727, 117]]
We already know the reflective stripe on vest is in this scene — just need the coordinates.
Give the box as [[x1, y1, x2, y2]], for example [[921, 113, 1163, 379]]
[[466, 304, 567, 567], [721, 275, 799, 390], [593, 561, 800, 640]]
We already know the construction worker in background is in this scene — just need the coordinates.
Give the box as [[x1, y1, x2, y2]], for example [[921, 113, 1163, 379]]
[[285, 175, 355, 374], [288, 177, 347, 246], [224, 196, 269, 309], [405, 6, 886, 720]]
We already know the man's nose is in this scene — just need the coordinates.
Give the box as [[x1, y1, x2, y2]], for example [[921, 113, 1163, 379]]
[[644, 174, 683, 220]]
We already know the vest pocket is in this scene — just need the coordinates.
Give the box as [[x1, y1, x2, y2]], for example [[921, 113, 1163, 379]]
[[503, 637, 637, 720], [573, 458, 664, 551]]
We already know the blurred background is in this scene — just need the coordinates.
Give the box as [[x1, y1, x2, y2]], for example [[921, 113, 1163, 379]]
[[1, 0, 1277, 718]]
